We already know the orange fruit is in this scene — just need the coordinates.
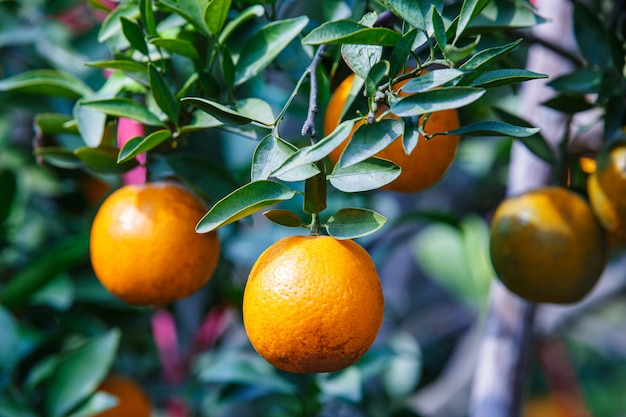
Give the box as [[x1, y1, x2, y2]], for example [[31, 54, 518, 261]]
[[588, 141, 626, 237], [489, 187, 606, 304], [523, 396, 566, 417], [94, 374, 151, 417], [324, 73, 460, 193], [90, 181, 220, 305], [243, 235, 384, 373]]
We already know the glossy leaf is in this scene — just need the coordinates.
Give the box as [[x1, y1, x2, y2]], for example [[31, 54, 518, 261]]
[[302, 21, 400, 46], [366, 60, 389, 98], [204, 0, 232, 36], [390, 87, 485, 117], [150, 37, 199, 59], [339, 119, 403, 168], [326, 208, 386, 240], [432, 6, 447, 51], [341, 44, 382, 80], [470, 69, 547, 88], [469, 0, 547, 29], [0, 70, 93, 98], [98, 3, 139, 42], [0, 234, 89, 311], [149, 63, 180, 124], [456, 0, 490, 38], [34, 147, 83, 169], [85, 59, 147, 73], [573, 2, 610, 67], [263, 209, 304, 228], [235, 16, 309, 85], [218, 4, 265, 43], [117, 129, 172, 163], [389, 29, 418, 78], [493, 108, 555, 164], [377, 0, 429, 28], [34, 113, 78, 135], [183, 97, 254, 126], [120, 16, 148, 55], [443, 36, 481, 64], [80, 98, 164, 126], [548, 68, 603, 94], [236, 97, 275, 126], [329, 157, 401, 192], [74, 146, 140, 174], [196, 180, 298, 233], [459, 38, 523, 71], [272, 120, 356, 177], [251, 135, 319, 182], [542, 94, 594, 114], [159, 0, 210, 35], [74, 103, 107, 148], [140, 0, 156, 36], [436, 121, 541, 138], [400, 69, 465, 94], [44, 330, 120, 417]]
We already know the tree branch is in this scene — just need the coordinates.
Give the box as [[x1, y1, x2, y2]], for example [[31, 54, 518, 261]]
[[301, 45, 327, 140]]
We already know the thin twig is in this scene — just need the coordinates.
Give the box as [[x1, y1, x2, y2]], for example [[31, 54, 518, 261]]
[[301, 44, 327, 140]]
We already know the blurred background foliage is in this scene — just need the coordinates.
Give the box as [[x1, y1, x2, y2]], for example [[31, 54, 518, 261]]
[[1, 0, 626, 416]]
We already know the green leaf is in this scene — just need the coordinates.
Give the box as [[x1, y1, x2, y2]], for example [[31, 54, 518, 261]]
[[436, 121, 540, 138], [0, 306, 19, 374], [326, 208, 386, 240], [469, 0, 547, 29], [548, 68, 603, 94], [74, 146, 140, 174], [329, 157, 401, 192], [149, 63, 180, 124], [80, 98, 164, 126], [341, 44, 383, 80], [456, 0, 491, 39], [302, 21, 400, 46], [117, 129, 172, 163], [573, 2, 610, 68], [74, 103, 107, 148], [366, 60, 390, 98], [140, 0, 157, 36], [493, 108, 555, 164], [0, 70, 93, 99], [459, 38, 523, 71], [85, 59, 148, 73], [377, 0, 428, 28], [390, 87, 485, 117], [263, 209, 304, 228], [389, 29, 418, 79], [44, 330, 120, 417], [150, 37, 199, 59], [33, 147, 83, 169], [120, 16, 148, 55], [218, 4, 265, 44], [34, 113, 79, 135], [196, 180, 298, 233], [469, 69, 548, 88], [220, 46, 235, 88], [204, 0, 232, 36], [159, 0, 210, 35], [182, 97, 254, 126], [251, 135, 319, 182], [339, 119, 403, 168], [400, 69, 465, 94], [432, 6, 447, 51], [542, 94, 594, 114], [98, 3, 139, 42], [0, 234, 89, 311], [443, 35, 481, 64], [236, 97, 275, 126], [0, 170, 16, 231], [235, 16, 309, 85], [273, 119, 356, 177]]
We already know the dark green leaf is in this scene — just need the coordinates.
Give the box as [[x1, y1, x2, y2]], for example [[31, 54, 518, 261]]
[[329, 157, 401, 192], [235, 16, 309, 85], [456, 0, 491, 38], [150, 38, 199, 59], [44, 330, 120, 417], [0, 70, 93, 99], [251, 135, 319, 182], [117, 129, 172, 163], [339, 119, 403, 168], [120, 17, 148, 55], [443, 36, 481, 64], [85, 59, 148, 73], [469, 69, 547, 88], [400, 69, 465, 94], [0, 170, 17, 228], [0, 306, 18, 374], [436, 121, 540, 138], [377, 0, 427, 28], [34, 147, 83, 169], [326, 208, 386, 239], [140, 0, 157, 36], [263, 209, 304, 228], [34, 113, 79, 135], [493, 108, 555, 164], [302, 21, 400, 46], [432, 6, 447, 51], [548, 68, 603, 94], [98, 3, 139, 42], [182, 97, 254, 126], [391, 87, 485, 117], [74, 146, 140, 174], [574, 2, 610, 67], [389, 29, 418, 78], [218, 4, 265, 44], [469, 0, 547, 29], [0, 234, 89, 311], [196, 180, 298, 233], [341, 44, 383, 80], [80, 98, 164, 126], [149, 63, 180, 124], [221, 46, 235, 88], [459, 38, 523, 71], [402, 118, 420, 154], [273, 120, 355, 177], [542, 94, 594, 114], [204, 0, 232, 36], [366, 61, 390, 99], [159, 0, 210, 35]]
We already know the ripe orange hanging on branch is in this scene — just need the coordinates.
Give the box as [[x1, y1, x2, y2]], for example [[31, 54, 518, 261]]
[[243, 235, 384, 373], [489, 187, 606, 304], [324, 72, 460, 193], [90, 181, 220, 305]]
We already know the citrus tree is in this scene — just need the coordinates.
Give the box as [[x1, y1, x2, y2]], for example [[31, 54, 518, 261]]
[[1, 0, 625, 416]]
